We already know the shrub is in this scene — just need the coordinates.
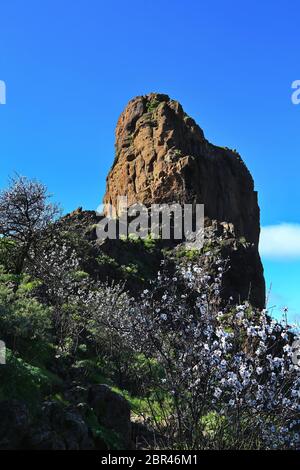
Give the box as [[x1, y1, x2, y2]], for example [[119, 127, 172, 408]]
[[0, 266, 51, 348], [0, 349, 62, 405]]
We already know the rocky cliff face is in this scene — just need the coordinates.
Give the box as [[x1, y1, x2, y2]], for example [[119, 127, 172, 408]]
[[104, 93, 265, 308]]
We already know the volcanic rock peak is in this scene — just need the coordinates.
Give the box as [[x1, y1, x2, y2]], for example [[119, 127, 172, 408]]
[[104, 93, 265, 308], [104, 93, 260, 247]]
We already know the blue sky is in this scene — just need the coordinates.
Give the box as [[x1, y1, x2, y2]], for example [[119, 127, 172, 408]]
[[0, 0, 299, 321]]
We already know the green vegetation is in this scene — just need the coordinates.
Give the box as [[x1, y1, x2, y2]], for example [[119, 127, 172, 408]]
[[146, 97, 160, 113], [174, 149, 182, 157], [0, 349, 62, 406], [86, 409, 124, 449], [174, 246, 201, 260]]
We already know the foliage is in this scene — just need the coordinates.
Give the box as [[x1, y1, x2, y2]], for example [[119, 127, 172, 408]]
[[0, 349, 62, 405], [86, 409, 125, 449], [0, 238, 20, 272], [0, 266, 51, 348]]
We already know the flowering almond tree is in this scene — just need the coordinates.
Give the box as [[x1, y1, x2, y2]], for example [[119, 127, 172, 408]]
[[90, 251, 300, 449]]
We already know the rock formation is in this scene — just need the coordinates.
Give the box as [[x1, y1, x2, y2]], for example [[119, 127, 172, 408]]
[[104, 93, 265, 308]]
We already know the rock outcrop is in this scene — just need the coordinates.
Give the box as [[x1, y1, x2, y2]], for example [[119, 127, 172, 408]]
[[104, 93, 265, 308], [0, 388, 133, 450], [0, 400, 94, 450]]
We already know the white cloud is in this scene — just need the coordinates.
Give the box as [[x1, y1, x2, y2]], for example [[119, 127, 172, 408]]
[[260, 223, 300, 260]]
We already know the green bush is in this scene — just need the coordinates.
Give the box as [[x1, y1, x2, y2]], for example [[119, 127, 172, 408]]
[[146, 97, 160, 113], [0, 266, 51, 347], [0, 349, 62, 406]]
